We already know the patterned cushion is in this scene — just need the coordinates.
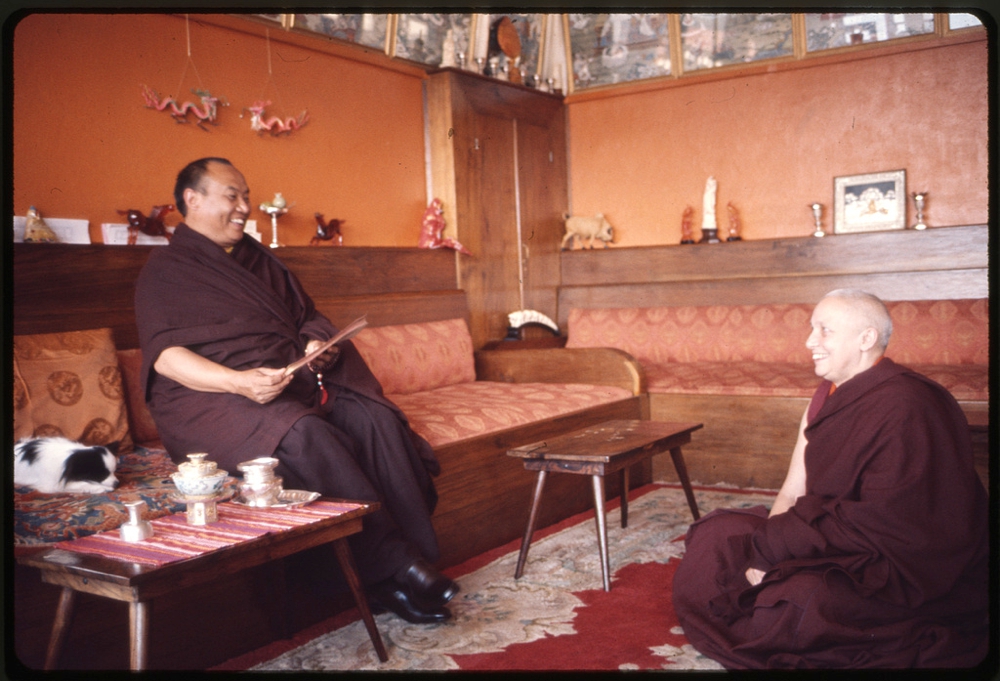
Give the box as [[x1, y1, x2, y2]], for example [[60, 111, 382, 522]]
[[644, 361, 987, 400], [884, 299, 988, 365], [353, 319, 476, 395], [644, 362, 819, 397], [13, 328, 133, 450], [567, 301, 988, 401], [11, 446, 221, 545], [567, 300, 988, 367], [389, 381, 634, 448], [566, 305, 813, 364]]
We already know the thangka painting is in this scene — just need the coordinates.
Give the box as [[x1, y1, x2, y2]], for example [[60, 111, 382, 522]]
[[834, 170, 907, 234]]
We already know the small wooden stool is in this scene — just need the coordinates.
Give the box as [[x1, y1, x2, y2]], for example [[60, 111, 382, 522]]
[[507, 420, 702, 591]]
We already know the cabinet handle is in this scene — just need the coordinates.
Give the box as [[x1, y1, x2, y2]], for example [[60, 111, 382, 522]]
[[474, 138, 480, 150]]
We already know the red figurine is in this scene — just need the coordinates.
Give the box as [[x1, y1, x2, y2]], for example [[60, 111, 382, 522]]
[[726, 201, 742, 241], [419, 198, 470, 255], [311, 213, 344, 246], [680, 205, 695, 244], [116, 204, 174, 245]]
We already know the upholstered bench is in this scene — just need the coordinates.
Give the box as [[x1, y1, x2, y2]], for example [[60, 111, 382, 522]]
[[565, 299, 988, 488]]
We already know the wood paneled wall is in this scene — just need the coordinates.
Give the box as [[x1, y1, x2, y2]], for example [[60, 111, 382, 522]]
[[12, 244, 461, 349]]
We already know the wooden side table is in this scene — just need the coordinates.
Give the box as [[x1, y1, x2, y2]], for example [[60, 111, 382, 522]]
[[507, 420, 703, 591], [18, 499, 386, 670]]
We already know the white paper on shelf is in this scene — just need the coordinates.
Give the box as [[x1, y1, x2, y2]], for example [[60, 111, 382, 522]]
[[12, 216, 91, 244], [100, 223, 171, 246]]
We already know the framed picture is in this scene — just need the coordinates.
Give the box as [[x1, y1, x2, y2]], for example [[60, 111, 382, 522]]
[[293, 14, 391, 52], [566, 13, 672, 91], [394, 14, 474, 67], [833, 170, 906, 234], [680, 13, 793, 72]]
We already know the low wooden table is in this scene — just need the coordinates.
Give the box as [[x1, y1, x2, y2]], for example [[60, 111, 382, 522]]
[[508, 420, 703, 591], [17, 499, 387, 670]]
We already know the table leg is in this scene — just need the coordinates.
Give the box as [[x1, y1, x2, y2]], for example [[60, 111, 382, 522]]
[[619, 466, 630, 529], [670, 446, 701, 520], [43, 586, 76, 670], [592, 475, 611, 592], [332, 538, 388, 663], [514, 470, 548, 580], [129, 600, 150, 671]]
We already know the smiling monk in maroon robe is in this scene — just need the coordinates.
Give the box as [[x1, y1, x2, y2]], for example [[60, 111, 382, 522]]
[[672, 290, 989, 669], [135, 158, 460, 624]]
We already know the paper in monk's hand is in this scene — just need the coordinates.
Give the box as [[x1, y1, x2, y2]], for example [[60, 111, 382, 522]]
[[284, 315, 368, 376]]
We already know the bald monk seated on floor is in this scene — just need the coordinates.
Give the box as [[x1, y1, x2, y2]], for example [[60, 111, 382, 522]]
[[672, 289, 989, 669]]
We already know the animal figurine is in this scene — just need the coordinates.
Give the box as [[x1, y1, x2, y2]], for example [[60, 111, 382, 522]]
[[419, 198, 470, 255], [561, 213, 614, 250], [141, 85, 222, 131], [116, 204, 174, 245], [22, 206, 58, 242], [14, 437, 119, 494], [311, 212, 344, 246], [244, 100, 309, 136]]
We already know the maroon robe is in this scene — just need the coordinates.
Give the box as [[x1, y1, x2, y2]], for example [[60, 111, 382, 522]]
[[672, 358, 989, 669], [135, 224, 441, 577]]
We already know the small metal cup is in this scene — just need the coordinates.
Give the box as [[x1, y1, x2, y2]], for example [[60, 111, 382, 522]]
[[120, 500, 154, 542]]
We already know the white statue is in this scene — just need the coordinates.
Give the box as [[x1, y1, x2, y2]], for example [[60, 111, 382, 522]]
[[702, 176, 717, 231]]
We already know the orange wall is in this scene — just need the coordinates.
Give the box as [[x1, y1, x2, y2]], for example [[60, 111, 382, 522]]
[[566, 36, 989, 246], [13, 13, 429, 246]]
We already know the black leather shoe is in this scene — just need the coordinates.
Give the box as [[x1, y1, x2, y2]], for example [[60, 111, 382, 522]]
[[398, 559, 460, 607], [369, 580, 452, 624]]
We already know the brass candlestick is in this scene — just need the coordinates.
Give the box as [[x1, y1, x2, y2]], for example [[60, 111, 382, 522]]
[[260, 193, 288, 249], [910, 192, 927, 230], [810, 203, 825, 237]]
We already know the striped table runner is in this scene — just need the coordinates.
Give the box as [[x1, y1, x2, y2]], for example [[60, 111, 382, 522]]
[[53, 500, 365, 567]]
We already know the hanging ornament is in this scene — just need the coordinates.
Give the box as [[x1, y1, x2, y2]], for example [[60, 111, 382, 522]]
[[141, 86, 222, 130], [245, 100, 309, 135], [241, 29, 309, 137], [141, 15, 226, 131]]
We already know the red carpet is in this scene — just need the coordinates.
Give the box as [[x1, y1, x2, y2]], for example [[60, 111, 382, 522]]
[[450, 559, 688, 670], [214, 483, 776, 671]]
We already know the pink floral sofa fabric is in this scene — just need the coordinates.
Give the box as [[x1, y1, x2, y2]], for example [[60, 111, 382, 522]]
[[566, 300, 987, 401], [353, 318, 476, 395], [390, 382, 633, 448]]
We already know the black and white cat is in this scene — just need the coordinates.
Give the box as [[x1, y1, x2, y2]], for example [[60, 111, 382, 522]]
[[14, 437, 120, 494]]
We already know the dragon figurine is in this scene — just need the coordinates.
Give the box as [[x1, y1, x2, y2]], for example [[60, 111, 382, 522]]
[[244, 100, 309, 136], [141, 85, 222, 130]]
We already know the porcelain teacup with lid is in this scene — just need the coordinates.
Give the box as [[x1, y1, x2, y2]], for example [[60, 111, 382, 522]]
[[172, 453, 228, 499], [177, 453, 217, 478]]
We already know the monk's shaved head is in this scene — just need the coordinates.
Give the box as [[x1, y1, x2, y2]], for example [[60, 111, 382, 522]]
[[822, 289, 893, 352]]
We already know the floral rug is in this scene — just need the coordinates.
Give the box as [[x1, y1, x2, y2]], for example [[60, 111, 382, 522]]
[[218, 483, 776, 672]]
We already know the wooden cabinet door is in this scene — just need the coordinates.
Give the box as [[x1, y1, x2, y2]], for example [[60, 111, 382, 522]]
[[427, 69, 566, 348]]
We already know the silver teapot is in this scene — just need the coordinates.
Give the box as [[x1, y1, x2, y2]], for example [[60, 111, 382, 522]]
[[236, 457, 283, 507]]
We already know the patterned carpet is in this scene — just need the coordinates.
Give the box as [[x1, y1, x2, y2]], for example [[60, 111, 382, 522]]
[[226, 483, 776, 672]]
